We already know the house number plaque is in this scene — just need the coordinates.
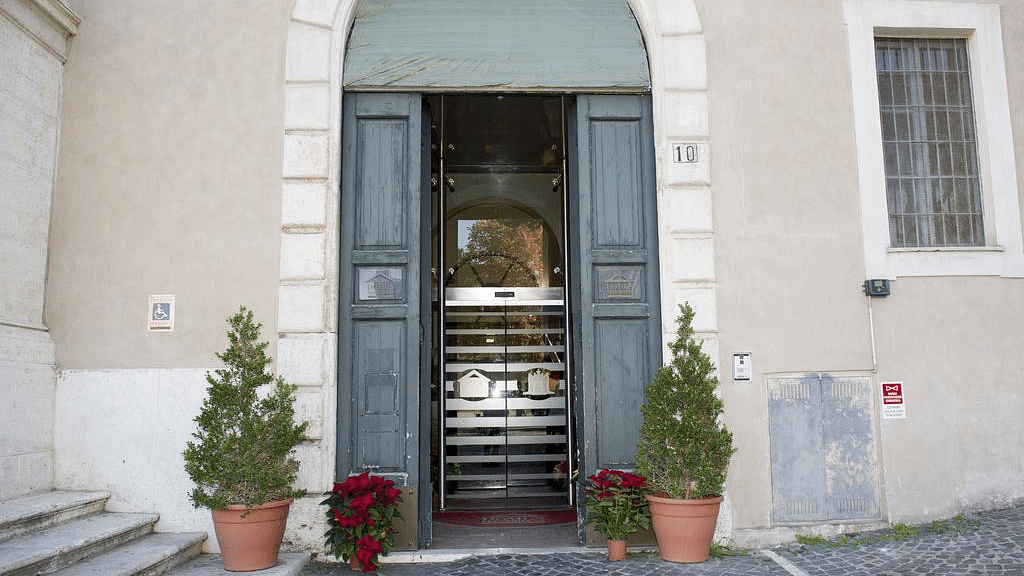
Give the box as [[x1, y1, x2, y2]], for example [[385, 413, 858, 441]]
[[672, 142, 699, 164]]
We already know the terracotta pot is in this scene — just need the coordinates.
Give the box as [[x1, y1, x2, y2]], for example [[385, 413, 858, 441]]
[[211, 498, 293, 572], [645, 494, 723, 563], [349, 556, 373, 572], [606, 539, 627, 561]]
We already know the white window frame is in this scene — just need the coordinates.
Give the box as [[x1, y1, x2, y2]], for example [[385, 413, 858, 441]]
[[844, 0, 1024, 278]]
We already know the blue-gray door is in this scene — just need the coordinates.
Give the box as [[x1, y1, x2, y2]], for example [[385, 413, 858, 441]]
[[338, 93, 431, 544], [569, 94, 662, 476], [339, 92, 662, 542]]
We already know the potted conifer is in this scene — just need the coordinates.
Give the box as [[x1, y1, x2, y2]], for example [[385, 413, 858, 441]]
[[635, 303, 735, 563], [183, 306, 308, 571]]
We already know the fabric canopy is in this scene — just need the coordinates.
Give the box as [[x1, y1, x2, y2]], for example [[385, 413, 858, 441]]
[[343, 0, 651, 92]]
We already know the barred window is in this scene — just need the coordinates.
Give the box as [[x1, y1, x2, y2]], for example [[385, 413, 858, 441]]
[[875, 38, 984, 247]]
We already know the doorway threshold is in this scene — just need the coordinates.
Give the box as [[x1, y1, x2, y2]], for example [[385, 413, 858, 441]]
[[424, 515, 581, 552], [382, 544, 590, 564]]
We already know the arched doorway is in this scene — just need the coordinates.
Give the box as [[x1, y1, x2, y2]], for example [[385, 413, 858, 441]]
[[277, 0, 716, 551]]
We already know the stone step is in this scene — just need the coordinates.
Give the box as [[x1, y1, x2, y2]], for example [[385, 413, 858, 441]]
[[0, 512, 158, 576], [0, 492, 111, 543], [164, 552, 308, 576], [48, 532, 207, 576]]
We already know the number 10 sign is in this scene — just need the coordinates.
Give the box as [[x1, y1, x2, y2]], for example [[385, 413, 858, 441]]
[[672, 143, 699, 164]]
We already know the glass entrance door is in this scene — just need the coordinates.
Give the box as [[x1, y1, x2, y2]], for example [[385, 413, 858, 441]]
[[433, 95, 572, 509], [443, 289, 567, 508]]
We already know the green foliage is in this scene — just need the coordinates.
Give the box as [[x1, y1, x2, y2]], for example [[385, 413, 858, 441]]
[[890, 522, 916, 539], [929, 514, 979, 535], [183, 307, 308, 510], [794, 513, 981, 550], [635, 303, 735, 499], [709, 540, 749, 558], [795, 534, 830, 546]]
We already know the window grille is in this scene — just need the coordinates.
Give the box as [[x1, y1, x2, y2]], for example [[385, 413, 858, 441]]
[[875, 37, 984, 247]]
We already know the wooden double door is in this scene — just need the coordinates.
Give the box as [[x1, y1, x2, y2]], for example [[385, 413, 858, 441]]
[[338, 92, 662, 543]]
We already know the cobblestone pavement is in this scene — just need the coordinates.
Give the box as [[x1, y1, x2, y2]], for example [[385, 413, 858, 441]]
[[300, 505, 1024, 576]]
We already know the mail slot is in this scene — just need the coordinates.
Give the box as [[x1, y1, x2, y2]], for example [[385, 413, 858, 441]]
[[494, 291, 514, 298]]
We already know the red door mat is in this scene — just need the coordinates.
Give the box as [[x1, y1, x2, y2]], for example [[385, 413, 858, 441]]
[[433, 509, 577, 527]]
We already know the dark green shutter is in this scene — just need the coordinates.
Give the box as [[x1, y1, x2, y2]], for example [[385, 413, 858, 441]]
[[338, 93, 427, 492], [570, 95, 662, 473]]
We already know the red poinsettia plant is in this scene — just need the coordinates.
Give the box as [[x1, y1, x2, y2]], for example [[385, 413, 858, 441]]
[[322, 472, 403, 572], [583, 469, 651, 541]]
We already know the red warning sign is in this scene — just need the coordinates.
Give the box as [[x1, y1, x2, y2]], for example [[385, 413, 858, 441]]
[[882, 382, 903, 404], [881, 381, 907, 419]]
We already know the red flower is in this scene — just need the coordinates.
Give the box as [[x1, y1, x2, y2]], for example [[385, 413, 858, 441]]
[[355, 535, 383, 571], [621, 474, 646, 489], [349, 492, 373, 513], [584, 469, 651, 541], [322, 472, 403, 570], [357, 535, 382, 553], [350, 472, 371, 492]]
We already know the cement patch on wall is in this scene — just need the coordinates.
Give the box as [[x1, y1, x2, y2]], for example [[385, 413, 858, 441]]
[[0, 326, 56, 499], [53, 367, 328, 552]]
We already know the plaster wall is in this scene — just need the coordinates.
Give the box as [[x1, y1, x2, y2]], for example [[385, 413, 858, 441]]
[[870, 277, 1024, 520], [52, 367, 330, 552], [0, 0, 77, 499], [45, 0, 714, 550], [699, 0, 1024, 540], [45, 0, 301, 550], [46, 0, 291, 369], [41, 0, 1024, 554]]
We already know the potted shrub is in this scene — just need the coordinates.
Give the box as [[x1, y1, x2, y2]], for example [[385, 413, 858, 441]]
[[635, 303, 735, 563], [322, 472, 403, 572], [583, 469, 650, 561], [183, 306, 308, 571]]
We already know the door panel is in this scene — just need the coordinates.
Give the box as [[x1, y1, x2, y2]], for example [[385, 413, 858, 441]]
[[594, 318, 649, 467], [353, 320, 405, 471], [590, 120, 645, 248], [339, 93, 426, 493], [354, 119, 408, 248], [571, 94, 662, 475]]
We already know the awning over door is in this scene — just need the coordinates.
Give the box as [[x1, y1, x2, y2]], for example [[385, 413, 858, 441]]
[[343, 0, 651, 92]]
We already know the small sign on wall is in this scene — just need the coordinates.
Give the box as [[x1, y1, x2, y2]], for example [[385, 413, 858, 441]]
[[732, 352, 751, 381], [671, 142, 700, 164], [148, 294, 175, 332], [880, 381, 906, 419]]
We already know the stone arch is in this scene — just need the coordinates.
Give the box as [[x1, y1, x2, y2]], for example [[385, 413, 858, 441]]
[[275, 0, 716, 509]]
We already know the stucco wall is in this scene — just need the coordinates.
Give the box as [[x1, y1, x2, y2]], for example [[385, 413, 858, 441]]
[[41, 0, 1024, 553], [44, 0, 307, 551], [0, 0, 77, 499], [699, 0, 1024, 540], [46, 0, 290, 369]]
